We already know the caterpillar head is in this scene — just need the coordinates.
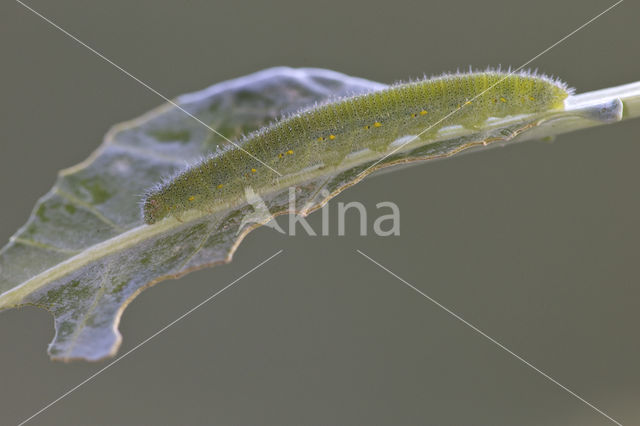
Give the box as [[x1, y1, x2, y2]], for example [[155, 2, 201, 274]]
[[142, 194, 170, 225]]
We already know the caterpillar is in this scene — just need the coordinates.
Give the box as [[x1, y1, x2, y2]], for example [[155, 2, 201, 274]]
[[142, 69, 572, 224]]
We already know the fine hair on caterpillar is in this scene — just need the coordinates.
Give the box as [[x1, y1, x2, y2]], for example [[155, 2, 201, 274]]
[[142, 68, 572, 225]]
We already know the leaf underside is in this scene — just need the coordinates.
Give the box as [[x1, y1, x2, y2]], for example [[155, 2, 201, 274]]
[[0, 67, 552, 361]]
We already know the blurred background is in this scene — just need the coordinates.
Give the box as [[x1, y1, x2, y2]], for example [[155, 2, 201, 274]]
[[0, 0, 638, 424]]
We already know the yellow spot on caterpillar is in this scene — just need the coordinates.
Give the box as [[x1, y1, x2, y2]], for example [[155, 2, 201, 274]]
[[286, 149, 294, 155], [500, 97, 507, 103], [420, 110, 428, 115], [410, 113, 417, 118], [329, 134, 335, 140], [217, 184, 224, 189], [251, 168, 257, 173], [373, 121, 382, 127], [188, 196, 195, 202], [364, 125, 370, 129]]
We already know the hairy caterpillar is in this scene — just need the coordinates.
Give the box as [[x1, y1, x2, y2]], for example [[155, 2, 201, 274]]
[[142, 70, 572, 224]]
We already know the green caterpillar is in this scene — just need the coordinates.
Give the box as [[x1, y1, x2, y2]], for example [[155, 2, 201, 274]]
[[142, 70, 572, 224]]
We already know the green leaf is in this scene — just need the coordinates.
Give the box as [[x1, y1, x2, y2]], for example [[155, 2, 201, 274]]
[[0, 67, 634, 361]]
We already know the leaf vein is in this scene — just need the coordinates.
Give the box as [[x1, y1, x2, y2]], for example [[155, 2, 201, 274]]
[[10, 237, 80, 255], [54, 188, 125, 232]]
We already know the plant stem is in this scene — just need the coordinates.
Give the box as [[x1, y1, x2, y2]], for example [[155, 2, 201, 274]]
[[516, 81, 640, 143]]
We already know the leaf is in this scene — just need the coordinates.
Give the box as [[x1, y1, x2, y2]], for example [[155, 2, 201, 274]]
[[0, 68, 385, 361], [0, 67, 630, 361]]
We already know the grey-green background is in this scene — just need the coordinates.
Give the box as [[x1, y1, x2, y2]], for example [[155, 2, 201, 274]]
[[1, 0, 638, 425]]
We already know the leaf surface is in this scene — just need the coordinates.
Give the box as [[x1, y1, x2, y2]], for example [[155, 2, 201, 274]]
[[0, 68, 384, 360]]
